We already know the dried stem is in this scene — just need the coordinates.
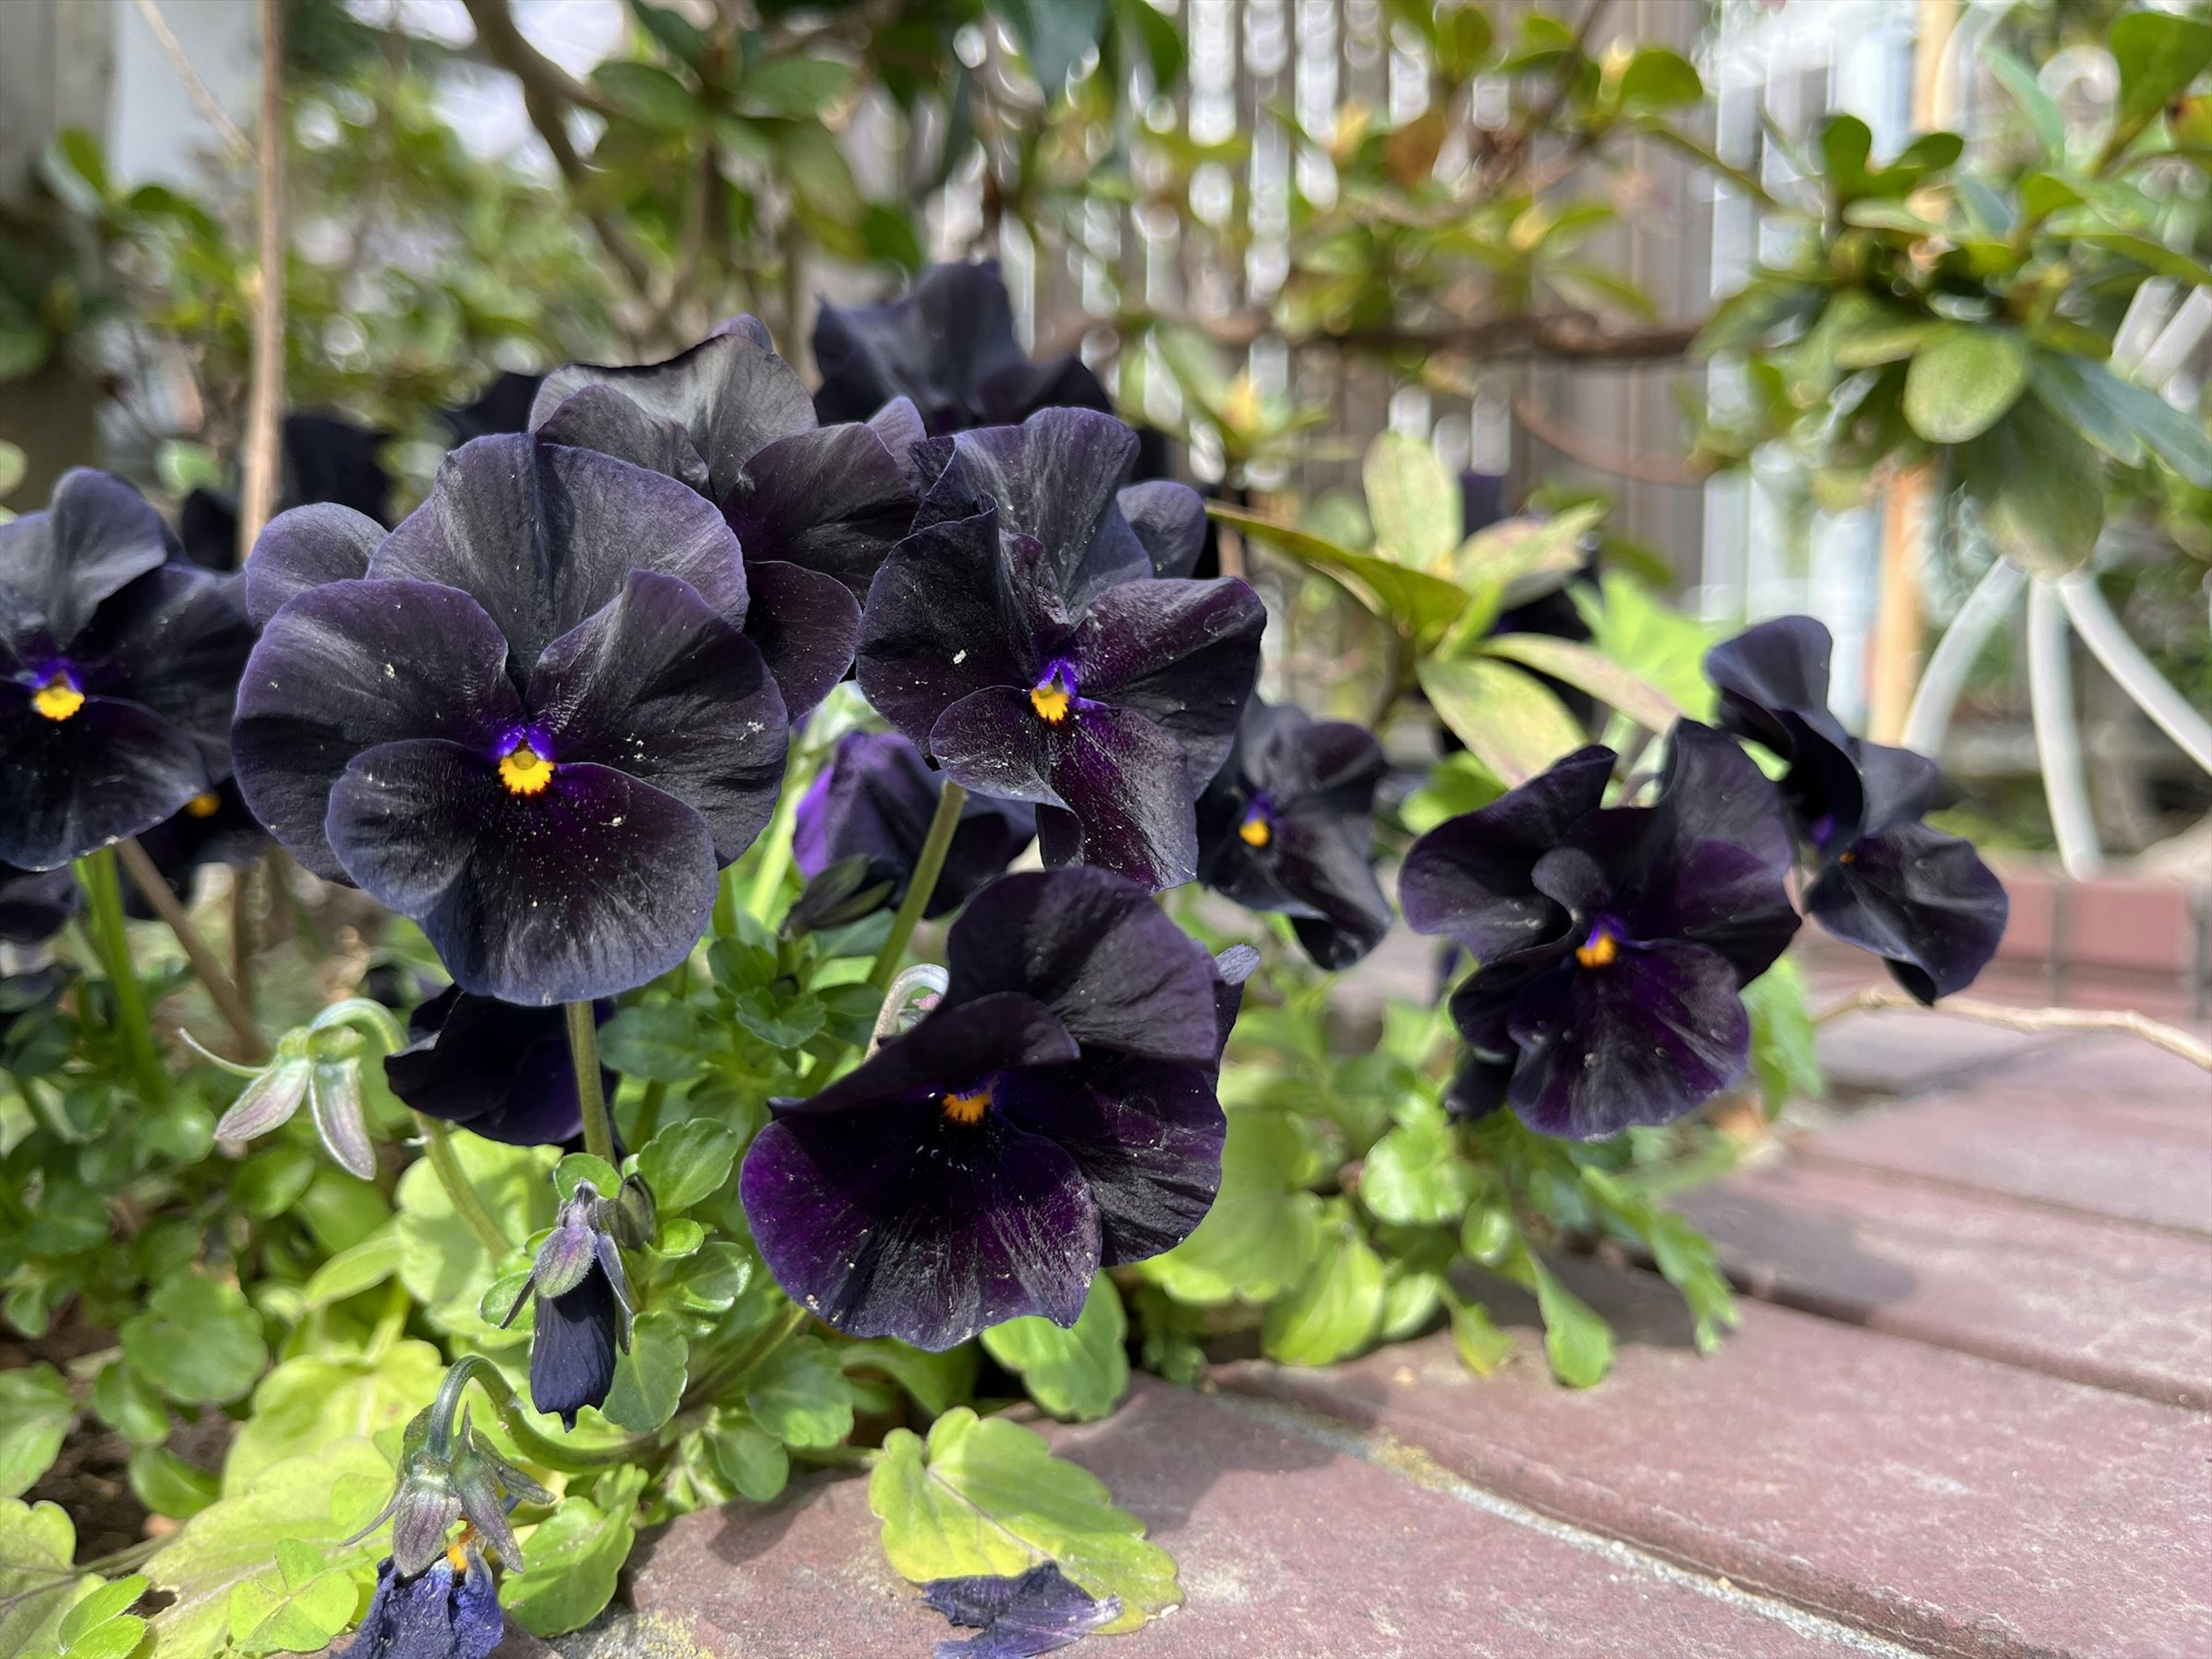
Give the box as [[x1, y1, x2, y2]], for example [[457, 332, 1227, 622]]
[[116, 837, 267, 1062], [131, 0, 251, 159], [238, 0, 289, 563], [1813, 984, 2212, 1072]]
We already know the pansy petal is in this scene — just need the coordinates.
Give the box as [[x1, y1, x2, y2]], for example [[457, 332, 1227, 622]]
[[926, 1563, 1120, 1659], [945, 410, 1152, 608], [741, 1104, 1100, 1350], [946, 866, 1223, 1063], [73, 563, 253, 775], [370, 436, 748, 670], [1851, 738, 1944, 835], [810, 261, 1029, 433], [1506, 940, 1751, 1139], [325, 740, 717, 1004], [739, 558, 860, 721], [244, 503, 382, 628], [1807, 821, 2009, 1003], [231, 578, 521, 881], [0, 694, 209, 870], [1703, 615, 1839, 752], [721, 423, 916, 600], [1399, 747, 1613, 961], [856, 509, 1035, 745], [532, 331, 816, 500], [1117, 481, 1207, 578], [869, 397, 929, 489], [977, 353, 1115, 429], [788, 992, 1078, 1119], [530, 1264, 622, 1428], [384, 986, 599, 1143], [996, 1055, 1224, 1264], [450, 1556, 504, 1659], [0, 469, 171, 647], [532, 384, 713, 495], [528, 570, 789, 863], [0, 863, 75, 943], [1069, 577, 1264, 786]]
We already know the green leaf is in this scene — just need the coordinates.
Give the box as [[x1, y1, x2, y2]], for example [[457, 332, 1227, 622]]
[[838, 1341, 978, 1419], [0, 1498, 90, 1657], [298, 1225, 399, 1311], [553, 1153, 621, 1203], [1363, 431, 1460, 567], [232, 1145, 316, 1221], [222, 1342, 444, 1497], [121, 1276, 267, 1407], [1141, 1111, 1322, 1304], [635, 1118, 740, 1213], [1961, 397, 2105, 577], [1573, 573, 1717, 722], [147, 1440, 390, 1659], [1402, 751, 1505, 836], [728, 987, 826, 1050], [90, 1362, 169, 1449], [2111, 10, 2212, 139], [1984, 46, 2065, 160], [743, 1336, 854, 1449], [1478, 633, 1680, 734], [779, 123, 862, 223], [0, 1365, 73, 1499], [1418, 657, 1586, 786], [599, 1310, 689, 1434], [395, 1135, 553, 1341], [597, 1005, 704, 1084], [991, 0, 1108, 95], [1446, 1296, 1517, 1376], [1903, 324, 2031, 444], [1359, 1112, 1475, 1228], [705, 1416, 787, 1503], [1580, 1169, 1737, 1354], [1490, 1240, 1612, 1387], [981, 1276, 1128, 1422], [1210, 502, 1469, 637], [225, 1554, 357, 1657], [590, 61, 700, 130], [739, 56, 855, 118], [2034, 354, 2212, 486], [58, 1576, 147, 1649], [1261, 1203, 1384, 1366], [869, 1408, 1176, 1631], [1380, 1270, 1443, 1341], [2076, 231, 2212, 290], [498, 1478, 642, 1638], [128, 1448, 218, 1521], [0, 441, 24, 500], [1617, 46, 1700, 111], [1742, 958, 1820, 1116], [630, 1, 705, 65], [1111, 0, 1184, 86]]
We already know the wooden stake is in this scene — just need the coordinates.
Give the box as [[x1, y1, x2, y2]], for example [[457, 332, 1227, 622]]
[[237, 0, 287, 565]]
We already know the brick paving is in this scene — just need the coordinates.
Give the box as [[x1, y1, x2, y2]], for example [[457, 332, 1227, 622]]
[[525, 968, 2212, 1659]]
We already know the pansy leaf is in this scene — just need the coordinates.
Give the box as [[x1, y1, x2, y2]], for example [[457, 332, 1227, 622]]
[[1359, 1112, 1476, 1229], [298, 1226, 400, 1312], [728, 987, 826, 1050], [1488, 1234, 1613, 1387], [222, 1342, 444, 1496], [553, 1153, 622, 1204], [597, 1310, 689, 1434], [498, 1471, 645, 1638], [120, 1276, 267, 1407], [981, 1275, 1128, 1422], [1261, 1202, 1385, 1366], [394, 1137, 554, 1342], [870, 1407, 1176, 1632], [128, 1448, 218, 1521], [224, 1550, 358, 1657], [705, 1415, 789, 1503], [743, 1336, 854, 1449], [1446, 1295, 1518, 1376], [635, 1119, 741, 1214], [1742, 957, 1821, 1116], [837, 1340, 979, 1419], [1417, 657, 1586, 786], [0, 1365, 73, 1498], [596, 1004, 705, 1084], [0, 1499, 90, 1657], [1139, 1109, 1323, 1305]]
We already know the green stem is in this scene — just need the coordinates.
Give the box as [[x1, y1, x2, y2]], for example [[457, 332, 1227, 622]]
[[116, 836, 267, 1060], [684, 1300, 809, 1407], [712, 865, 738, 937], [414, 1112, 510, 1257], [631, 1079, 668, 1147], [566, 1002, 616, 1164], [74, 848, 165, 1103], [746, 749, 807, 921], [867, 781, 964, 993], [435, 1354, 653, 1471]]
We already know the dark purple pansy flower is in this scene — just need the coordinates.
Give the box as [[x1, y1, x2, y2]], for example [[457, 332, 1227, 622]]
[[1400, 725, 1800, 1139], [231, 434, 788, 1005], [0, 469, 253, 872], [121, 779, 267, 921], [502, 1180, 633, 1427], [178, 412, 395, 570], [855, 408, 1259, 891], [347, 1548, 502, 1659], [526, 318, 918, 717], [0, 862, 76, 943], [382, 987, 610, 1147], [794, 730, 1036, 920], [1196, 698, 1391, 969], [1705, 616, 2007, 1003], [741, 867, 1234, 1350], [923, 1563, 1122, 1659]]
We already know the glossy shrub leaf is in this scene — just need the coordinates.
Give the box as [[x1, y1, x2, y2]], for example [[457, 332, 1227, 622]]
[[635, 1118, 741, 1213], [744, 1336, 854, 1449], [2111, 10, 2212, 136], [599, 1310, 689, 1434], [1478, 632, 1681, 734], [1210, 502, 1469, 637], [982, 1275, 1128, 1422], [1363, 430, 1460, 566], [222, 1342, 444, 1497], [1618, 46, 1701, 109], [1261, 1202, 1385, 1366], [870, 1407, 1176, 1633], [1418, 657, 1586, 786], [1962, 397, 2104, 577], [597, 1005, 704, 1084], [499, 1475, 645, 1639], [1903, 324, 2031, 444], [121, 1276, 267, 1407], [0, 1365, 73, 1498], [2032, 355, 2212, 487], [738, 56, 855, 118]]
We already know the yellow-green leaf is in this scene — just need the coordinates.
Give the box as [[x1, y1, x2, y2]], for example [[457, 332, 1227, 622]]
[[1417, 658, 1586, 786]]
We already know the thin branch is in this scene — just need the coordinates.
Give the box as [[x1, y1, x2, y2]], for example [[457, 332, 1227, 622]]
[[1813, 984, 2212, 1073], [1514, 391, 1706, 485], [1146, 306, 1699, 365], [132, 0, 251, 160], [238, 0, 288, 563], [116, 838, 268, 1062]]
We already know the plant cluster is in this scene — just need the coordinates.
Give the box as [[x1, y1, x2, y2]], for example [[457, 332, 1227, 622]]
[[0, 259, 2012, 1659]]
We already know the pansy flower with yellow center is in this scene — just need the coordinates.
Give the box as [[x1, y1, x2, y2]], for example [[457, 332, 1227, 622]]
[[1401, 726, 1800, 1139], [0, 469, 252, 871], [742, 868, 1251, 1350], [232, 435, 789, 1005]]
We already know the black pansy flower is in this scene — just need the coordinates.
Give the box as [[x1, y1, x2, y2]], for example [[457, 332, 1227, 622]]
[[502, 1181, 634, 1427], [527, 317, 918, 717], [1, 469, 253, 871], [1195, 698, 1391, 969], [383, 988, 611, 1147], [740, 867, 1232, 1350], [230, 434, 789, 1005], [793, 730, 1036, 920], [1400, 726, 1800, 1138], [924, 1562, 1122, 1659], [346, 1548, 503, 1659], [178, 412, 395, 570], [1705, 616, 2008, 1002], [0, 863, 75, 943], [122, 779, 267, 921], [855, 408, 1260, 890]]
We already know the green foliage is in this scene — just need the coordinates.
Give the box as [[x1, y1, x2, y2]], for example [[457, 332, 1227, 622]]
[[982, 1275, 1130, 1422], [499, 1469, 647, 1639], [0, 1365, 74, 1498], [0, 1498, 94, 1657], [120, 1276, 270, 1407]]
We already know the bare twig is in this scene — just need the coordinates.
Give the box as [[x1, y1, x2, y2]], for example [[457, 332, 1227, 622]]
[[1813, 984, 2212, 1073], [1514, 392, 1706, 485], [116, 838, 268, 1062], [132, 0, 252, 160], [237, 0, 288, 564]]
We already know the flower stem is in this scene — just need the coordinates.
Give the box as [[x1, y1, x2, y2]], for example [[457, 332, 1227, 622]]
[[434, 1354, 653, 1471], [413, 1112, 510, 1257], [683, 1299, 809, 1407], [115, 837, 267, 1061], [866, 781, 964, 993], [74, 847, 165, 1103], [746, 744, 809, 921], [566, 1001, 617, 1164]]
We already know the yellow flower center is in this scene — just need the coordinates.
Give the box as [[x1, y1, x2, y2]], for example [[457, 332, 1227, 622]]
[[445, 1524, 477, 1576], [940, 1087, 992, 1127], [31, 675, 84, 722], [185, 791, 221, 818], [1574, 930, 1619, 969], [498, 741, 555, 795], [1237, 812, 1271, 849], [1028, 679, 1073, 725]]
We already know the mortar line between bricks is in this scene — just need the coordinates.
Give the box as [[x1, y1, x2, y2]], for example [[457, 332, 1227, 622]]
[[1208, 1391, 1940, 1659], [1785, 1147, 2212, 1244]]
